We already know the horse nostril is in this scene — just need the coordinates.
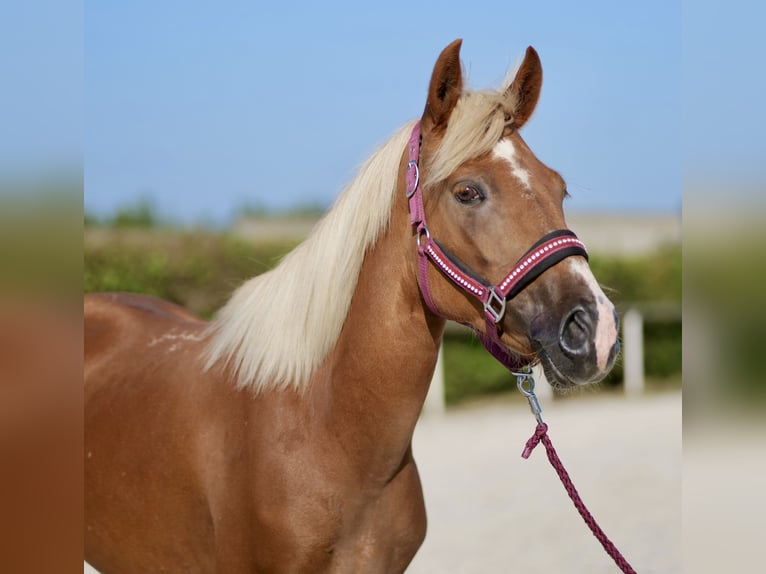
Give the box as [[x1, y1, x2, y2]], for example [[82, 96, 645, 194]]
[[559, 307, 594, 359]]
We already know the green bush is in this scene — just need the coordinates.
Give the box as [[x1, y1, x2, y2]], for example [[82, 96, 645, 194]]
[[442, 333, 515, 404], [588, 246, 682, 304], [84, 230, 297, 319]]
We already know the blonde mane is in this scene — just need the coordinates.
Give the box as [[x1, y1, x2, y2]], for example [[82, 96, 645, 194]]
[[205, 122, 414, 392], [206, 77, 516, 392]]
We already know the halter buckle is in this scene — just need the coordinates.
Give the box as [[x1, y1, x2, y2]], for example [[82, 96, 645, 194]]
[[484, 287, 507, 324]]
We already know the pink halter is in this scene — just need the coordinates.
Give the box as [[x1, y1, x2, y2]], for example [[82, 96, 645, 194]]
[[405, 121, 588, 371]]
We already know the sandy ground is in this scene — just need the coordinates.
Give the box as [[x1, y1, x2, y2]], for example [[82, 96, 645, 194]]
[[409, 391, 681, 573], [86, 391, 681, 573]]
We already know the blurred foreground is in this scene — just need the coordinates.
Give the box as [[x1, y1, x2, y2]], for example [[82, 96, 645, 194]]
[[683, 194, 766, 573], [1, 182, 83, 573]]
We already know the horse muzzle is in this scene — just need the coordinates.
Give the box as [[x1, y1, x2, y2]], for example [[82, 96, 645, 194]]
[[533, 301, 620, 388]]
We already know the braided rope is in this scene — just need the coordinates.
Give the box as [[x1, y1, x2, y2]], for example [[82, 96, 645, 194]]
[[522, 423, 637, 574]]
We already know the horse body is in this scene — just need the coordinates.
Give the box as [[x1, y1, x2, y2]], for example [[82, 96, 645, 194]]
[[85, 40, 619, 572], [85, 196, 440, 572]]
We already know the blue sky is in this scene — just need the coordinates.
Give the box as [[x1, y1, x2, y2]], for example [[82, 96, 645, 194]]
[[4, 1, 760, 225], [82, 1, 685, 225]]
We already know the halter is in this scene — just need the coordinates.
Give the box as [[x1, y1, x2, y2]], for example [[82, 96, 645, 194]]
[[405, 121, 589, 371]]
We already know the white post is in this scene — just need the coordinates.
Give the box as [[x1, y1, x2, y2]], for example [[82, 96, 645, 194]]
[[623, 308, 645, 396], [423, 340, 446, 415]]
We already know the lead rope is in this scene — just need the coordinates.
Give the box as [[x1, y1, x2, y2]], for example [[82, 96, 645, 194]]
[[514, 369, 638, 574]]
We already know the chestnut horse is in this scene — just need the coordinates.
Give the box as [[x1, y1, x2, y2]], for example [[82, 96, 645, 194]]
[[85, 40, 618, 572]]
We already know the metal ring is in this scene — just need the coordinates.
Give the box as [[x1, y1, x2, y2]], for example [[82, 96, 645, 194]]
[[416, 225, 430, 248], [405, 161, 420, 198], [515, 373, 535, 396]]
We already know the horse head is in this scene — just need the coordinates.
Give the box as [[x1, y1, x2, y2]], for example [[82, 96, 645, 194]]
[[411, 39, 619, 388]]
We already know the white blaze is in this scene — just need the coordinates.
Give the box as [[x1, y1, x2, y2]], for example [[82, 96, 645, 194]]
[[493, 139, 532, 192], [568, 258, 618, 372]]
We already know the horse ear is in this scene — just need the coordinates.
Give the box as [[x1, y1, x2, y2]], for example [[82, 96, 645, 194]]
[[505, 46, 543, 130], [422, 39, 464, 133]]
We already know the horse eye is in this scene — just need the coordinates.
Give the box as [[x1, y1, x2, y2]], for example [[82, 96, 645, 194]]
[[454, 185, 484, 205]]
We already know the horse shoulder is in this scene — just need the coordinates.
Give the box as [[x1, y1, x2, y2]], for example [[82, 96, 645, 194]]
[[84, 294, 216, 568]]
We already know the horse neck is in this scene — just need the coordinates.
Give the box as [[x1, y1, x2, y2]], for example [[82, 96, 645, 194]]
[[315, 173, 445, 477]]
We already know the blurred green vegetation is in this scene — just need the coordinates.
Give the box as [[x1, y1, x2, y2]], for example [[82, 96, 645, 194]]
[[589, 245, 682, 303], [85, 198, 159, 229], [84, 230, 299, 320], [442, 333, 514, 404], [85, 225, 681, 404]]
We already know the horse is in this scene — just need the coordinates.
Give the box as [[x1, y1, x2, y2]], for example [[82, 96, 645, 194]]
[[84, 39, 619, 573]]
